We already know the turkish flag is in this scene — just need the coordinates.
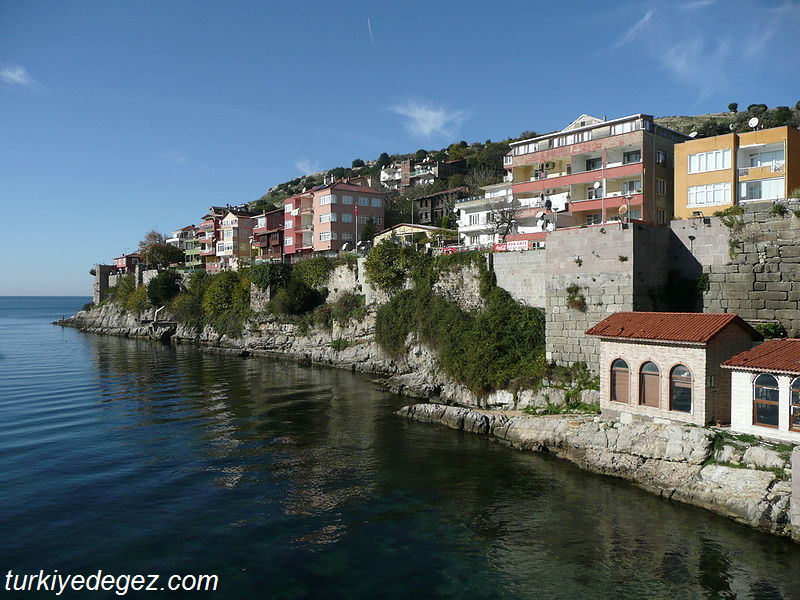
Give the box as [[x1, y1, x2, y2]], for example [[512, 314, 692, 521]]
[[354, 205, 359, 216]]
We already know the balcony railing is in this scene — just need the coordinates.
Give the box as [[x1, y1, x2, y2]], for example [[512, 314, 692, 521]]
[[738, 163, 784, 176]]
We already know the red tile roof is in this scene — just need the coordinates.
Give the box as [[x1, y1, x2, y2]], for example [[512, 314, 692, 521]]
[[585, 312, 761, 344], [722, 339, 800, 374]]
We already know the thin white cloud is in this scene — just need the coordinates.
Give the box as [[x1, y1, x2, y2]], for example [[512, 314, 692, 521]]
[[661, 37, 731, 101], [367, 18, 376, 49], [0, 64, 36, 88], [612, 9, 653, 48], [389, 99, 467, 138], [295, 158, 320, 174], [679, 0, 718, 9], [158, 150, 188, 166]]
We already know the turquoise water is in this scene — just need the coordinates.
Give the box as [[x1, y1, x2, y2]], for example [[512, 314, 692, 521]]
[[1, 296, 799, 599]]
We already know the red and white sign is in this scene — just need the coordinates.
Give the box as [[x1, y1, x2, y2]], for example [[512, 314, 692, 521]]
[[507, 240, 530, 251]]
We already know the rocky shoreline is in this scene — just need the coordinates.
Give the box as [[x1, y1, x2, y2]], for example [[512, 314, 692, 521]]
[[398, 403, 798, 541], [56, 304, 798, 542], [56, 303, 592, 410]]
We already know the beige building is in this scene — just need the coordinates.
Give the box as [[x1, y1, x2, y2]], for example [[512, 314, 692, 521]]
[[723, 339, 800, 442], [373, 223, 452, 245], [673, 126, 800, 219], [586, 312, 760, 425]]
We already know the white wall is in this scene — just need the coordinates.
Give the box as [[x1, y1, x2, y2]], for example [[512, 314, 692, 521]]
[[730, 370, 800, 442]]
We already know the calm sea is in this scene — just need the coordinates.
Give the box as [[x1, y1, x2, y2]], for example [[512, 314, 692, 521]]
[[1, 296, 799, 599]]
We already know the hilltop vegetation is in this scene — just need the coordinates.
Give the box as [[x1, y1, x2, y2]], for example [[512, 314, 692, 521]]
[[656, 102, 800, 136], [250, 101, 800, 216]]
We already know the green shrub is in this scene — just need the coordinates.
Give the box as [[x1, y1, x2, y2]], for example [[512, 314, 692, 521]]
[[146, 270, 181, 307], [82, 302, 94, 311], [375, 283, 547, 396], [566, 284, 587, 312], [771, 202, 788, 217], [109, 274, 136, 306], [200, 271, 251, 335], [269, 279, 325, 315], [330, 338, 356, 351], [250, 262, 292, 291], [126, 286, 149, 312], [790, 187, 800, 200], [755, 322, 787, 339], [292, 256, 334, 289], [331, 292, 366, 325], [365, 241, 431, 290], [202, 271, 242, 315], [169, 292, 204, 331]]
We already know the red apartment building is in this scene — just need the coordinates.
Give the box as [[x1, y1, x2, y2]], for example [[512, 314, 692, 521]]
[[283, 180, 385, 261], [252, 208, 284, 262], [113, 253, 141, 274], [506, 114, 689, 241], [197, 206, 227, 274]]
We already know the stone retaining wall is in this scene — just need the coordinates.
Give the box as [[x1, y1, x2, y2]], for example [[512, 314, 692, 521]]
[[703, 202, 800, 336]]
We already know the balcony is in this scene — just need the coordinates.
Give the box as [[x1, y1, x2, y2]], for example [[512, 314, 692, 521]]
[[200, 249, 216, 257], [738, 163, 784, 180], [513, 162, 643, 194]]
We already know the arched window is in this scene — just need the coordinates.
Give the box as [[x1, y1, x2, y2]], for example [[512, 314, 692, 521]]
[[610, 359, 629, 403], [670, 365, 692, 413], [753, 374, 779, 428], [791, 377, 800, 432], [639, 361, 660, 408]]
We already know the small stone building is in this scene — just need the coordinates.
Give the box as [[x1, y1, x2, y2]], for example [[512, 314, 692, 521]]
[[586, 312, 761, 425], [723, 339, 800, 442]]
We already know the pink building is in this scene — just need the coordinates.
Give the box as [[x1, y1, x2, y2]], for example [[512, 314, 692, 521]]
[[284, 180, 385, 261]]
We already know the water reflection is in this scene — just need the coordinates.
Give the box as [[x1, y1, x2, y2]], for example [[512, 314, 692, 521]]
[[3, 327, 796, 599]]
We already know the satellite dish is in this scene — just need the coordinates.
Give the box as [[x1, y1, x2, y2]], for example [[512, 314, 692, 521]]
[[619, 205, 628, 215], [341, 243, 350, 251], [729, 123, 736, 131], [535, 211, 545, 218], [689, 131, 698, 138], [593, 181, 601, 189], [748, 117, 759, 128], [537, 219, 545, 229]]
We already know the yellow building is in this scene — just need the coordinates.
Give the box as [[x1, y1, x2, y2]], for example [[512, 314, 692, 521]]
[[674, 126, 800, 219]]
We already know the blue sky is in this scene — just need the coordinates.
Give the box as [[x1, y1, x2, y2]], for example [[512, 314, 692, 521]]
[[2, 0, 799, 295]]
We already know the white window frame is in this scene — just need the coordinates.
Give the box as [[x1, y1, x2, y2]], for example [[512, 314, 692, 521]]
[[371, 197, 382, 208], [358, 197, 370, 207], [284, 237, 294, 246], [687, 182, 731, 207], [319, 194, 336, 206], [688, 149, 731, 174], [657, 178, 667, 196], [342, 195, 353, 205]]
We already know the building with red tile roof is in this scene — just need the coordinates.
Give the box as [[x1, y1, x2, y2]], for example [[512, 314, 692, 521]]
[[723, 339, 800, 441], [586, 312, 761, 426]]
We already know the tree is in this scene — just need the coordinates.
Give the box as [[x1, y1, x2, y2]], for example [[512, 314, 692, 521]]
[[415, 149, 428, 161], [465, 166, 500, 193], [377, 152, 391, 168], [728, 102, 738, 113], [141, 243, 185, 269], [486, 197, 522, 241], [747, 104, 768, 115], [138, 230, 165, 253], [796, 101, 800, 111], [352, 158, 365, 168], [518, 130, 538, 140], [146, 270, 181, 306], [360, 217, 378, 242]]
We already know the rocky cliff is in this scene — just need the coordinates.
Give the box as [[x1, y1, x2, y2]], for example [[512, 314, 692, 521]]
[[398, 403, 796, 540]]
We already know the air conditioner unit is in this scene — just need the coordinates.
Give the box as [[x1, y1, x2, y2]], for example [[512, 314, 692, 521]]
[[544, 162, 555, 170]]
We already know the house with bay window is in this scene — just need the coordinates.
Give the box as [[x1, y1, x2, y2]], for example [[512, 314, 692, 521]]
[[673, 126, 800, 219], [586, 312, 761, 426], [723, 339, 800, 442]]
